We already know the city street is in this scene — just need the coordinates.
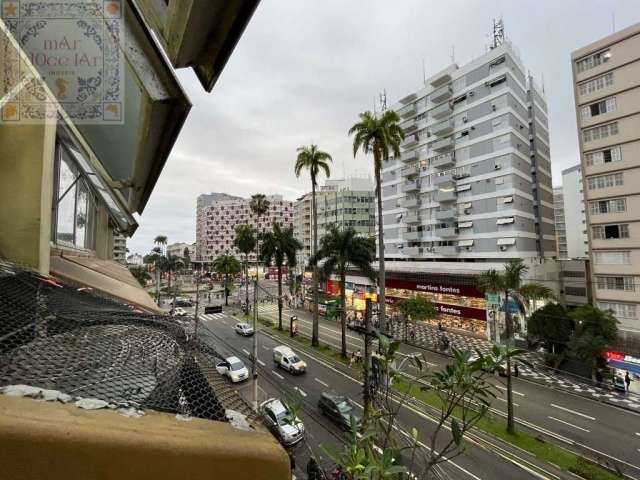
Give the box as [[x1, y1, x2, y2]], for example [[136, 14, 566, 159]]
[[198, 310, 569, 480], [254, 300, 640, 479]]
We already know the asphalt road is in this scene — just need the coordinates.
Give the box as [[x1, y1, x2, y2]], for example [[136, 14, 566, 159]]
[[199, 310, 568, 480], [255, 302, 640, 479]]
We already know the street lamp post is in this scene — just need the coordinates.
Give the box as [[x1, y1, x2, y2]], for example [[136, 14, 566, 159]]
[[252, 276, 259, 411]]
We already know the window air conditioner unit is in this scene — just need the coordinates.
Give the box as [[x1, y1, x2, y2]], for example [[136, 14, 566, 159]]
[[468, 91, 474, 97], [492, 105, 497, 111], [462, 116, 468, 123], [495, 165, 501, 170], [499, 245, 507, 251]]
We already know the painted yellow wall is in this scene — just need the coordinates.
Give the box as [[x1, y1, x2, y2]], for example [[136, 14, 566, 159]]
[[0, 120, 56, 274]]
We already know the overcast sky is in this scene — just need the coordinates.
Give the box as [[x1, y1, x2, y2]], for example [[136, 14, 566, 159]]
[[128, 0, 639, 256]]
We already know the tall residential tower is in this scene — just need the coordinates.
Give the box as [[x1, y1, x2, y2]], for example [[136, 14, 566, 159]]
[[572, 22, 640, 350]]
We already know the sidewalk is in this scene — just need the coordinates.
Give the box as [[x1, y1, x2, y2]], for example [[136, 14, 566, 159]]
[[259, 303, 640, 413]]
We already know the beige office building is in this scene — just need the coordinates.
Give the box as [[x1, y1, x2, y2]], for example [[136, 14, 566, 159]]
[[572, 22, 640, 351]]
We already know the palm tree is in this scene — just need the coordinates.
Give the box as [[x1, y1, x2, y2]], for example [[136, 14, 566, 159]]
[[295, 144, 332, 347], [164, 254, 183, 296], [476, 258, 553, 434], [234, 224, 257, 312], [212, 254, 242, 306], [310, 226, 375, 357], [260, 223, 302, 330], [154, 235, 168, 256], [349, 110, 404, 333]]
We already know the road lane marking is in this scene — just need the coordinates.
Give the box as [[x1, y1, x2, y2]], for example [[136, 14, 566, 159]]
[[257, 359, 266, 367], [294, 387, 307, 397], [242, 348, 250, 356], [315, 378, 329, 388], [271, 370, 284, 380], [262, 345, 269, 351], [494, 385, 525, 397], [548, 416, 590, 433], [496, 397, 519, 407], [550, 403, 596, 421], [636, 432, 640, 437]]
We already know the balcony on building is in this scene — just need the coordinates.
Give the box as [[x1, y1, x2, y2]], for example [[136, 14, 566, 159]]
[[399, 103, 417, 119], [401, 135, 419, 149], [434, 245, 459, 255], [433, 172, 454, 187], [432, 118, 454, 136], [402, 180, 420, 192], [402, 197, 420, 208], [402, 118, 418, 134], [430, 71, 452, 87], [404, 211, 420, 224], [435, 188, 456, 203], [404, 246, 423, 256], [401, 164, 419, 177], [431, 102, 453, 119], [399, 92, 417, 104], [404, 230, 423, 241], [401, 150, 418, 162], [430, 84, 453, 104], [431, 152, 455, 169], [431, 137, 453, 152], [435, 226, 457, 238], [435, 208, 456, 221]]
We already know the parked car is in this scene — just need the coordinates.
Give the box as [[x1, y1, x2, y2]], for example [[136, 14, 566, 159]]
[[259, 398, 305, 445], [172, 307, 187, 317], [318, 392, 360, 430], [234, 322, 254, 336], [216, 356, 249, 383], [273, 345, 307, 374], [170, 297, 193, 307]]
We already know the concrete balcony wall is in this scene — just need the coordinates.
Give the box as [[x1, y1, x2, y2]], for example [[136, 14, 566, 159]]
[[431, 84, 453, 103], [401, 150, 418, 162], [435, 189, 457, 202], [402, 180, 420, 192], [431, 152, 455, 169], [404, 231, 423, 241], [402, 198, 420, 208], [435, 245, 459, 255], [431, 102, 453, 119], [432, 118, 454, 136], [435, 227, 457, 237], [435, 208, 456, 221], [433, 173, 454, 186], [431, 137, 453, 152], [401, 165, 419, 177]]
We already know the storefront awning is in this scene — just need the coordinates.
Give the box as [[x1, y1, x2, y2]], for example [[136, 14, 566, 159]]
[[608, 359, 640, 376]]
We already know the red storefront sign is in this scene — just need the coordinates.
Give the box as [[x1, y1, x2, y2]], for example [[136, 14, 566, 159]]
[[386, 278, 483, 299], [326, 280, 341, 296], [386, 296, 486, 321]]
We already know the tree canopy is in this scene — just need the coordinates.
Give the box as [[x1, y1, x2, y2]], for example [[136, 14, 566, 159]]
[[568, 305, 618, 373], [527, 302, 574, 353], [395, 296, 438, 322]]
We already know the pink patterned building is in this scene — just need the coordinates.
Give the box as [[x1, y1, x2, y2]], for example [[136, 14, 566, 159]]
[[196, 193, 294, 263]]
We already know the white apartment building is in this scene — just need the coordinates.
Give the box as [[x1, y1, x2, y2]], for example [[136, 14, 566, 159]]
[[127, 254, 144, 266], [294, 177, 375, 267], [572, 22, 640, 351], [553, 187, 568, 257], [113, 234, 127, 264], [383, 40, 555, 264], [196, 194, 294, 263], [561, 165, 589, 258], [167, 242, 196, 259], [377, 39, 556, 338]]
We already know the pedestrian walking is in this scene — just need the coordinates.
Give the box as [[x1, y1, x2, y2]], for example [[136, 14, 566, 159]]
[[355, 349, 362, 364], [306, 457, 322, 480], [409, 326, 415, 341], [625, 371, 631, 392], [437, 321, 443, 332], [514, 363, 519, 377], [349, 352, 355, 368]]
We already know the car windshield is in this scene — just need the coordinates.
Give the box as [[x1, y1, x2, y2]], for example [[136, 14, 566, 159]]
[[336, 399, 352, 413], [229, 361, 244, 371], [275, 408, 293, 425], [290, 355, 301, 363]]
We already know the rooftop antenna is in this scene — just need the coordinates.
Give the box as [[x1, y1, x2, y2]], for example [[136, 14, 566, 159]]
[[422, 58, 427, 85], [373, 96, 377, 116], [541, 72, 545, 94], [450, 45, 455, 64], [612, 12, 616, 33], [491, 17, 505, 50], [379, 89, 387, 112]]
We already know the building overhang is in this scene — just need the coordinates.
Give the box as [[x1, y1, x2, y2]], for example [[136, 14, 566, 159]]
[[134, 0, 261, 92]]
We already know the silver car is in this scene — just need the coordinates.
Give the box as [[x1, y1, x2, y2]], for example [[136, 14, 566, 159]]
[[235, 322, 254, 336], [259, 398, 304, 445]]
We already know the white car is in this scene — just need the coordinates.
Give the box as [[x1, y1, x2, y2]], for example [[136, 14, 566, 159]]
[[172, 307, 187, 316], [273, 345, 307, 374], [216, 356, 249, 383], [260, 398, 305, 445], [235, 322, 254, 336]]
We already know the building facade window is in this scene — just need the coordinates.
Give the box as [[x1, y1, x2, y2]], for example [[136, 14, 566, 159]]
[[592, 223, 629, 239], [576, 49, 611, 73], [596, 276, 635, 292], [589, 198, 626, 214], [565, 287, 587, 296], [578, 72, 614, 95], [594, 251, 631, 264], [52, 142, 97, 250], [580, 97, 616, 120], [582, 122, 618, 142], [585, 146, 622, 166], [587, 172, 623, 189], [598, 302, 637, 319]]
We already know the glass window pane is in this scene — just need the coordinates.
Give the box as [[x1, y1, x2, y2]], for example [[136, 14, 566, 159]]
[[75, 181, 88, 248], [56, 151, 77, 245]]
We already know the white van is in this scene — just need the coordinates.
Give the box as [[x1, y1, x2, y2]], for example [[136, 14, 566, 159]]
[[273, 345, 307, 374]]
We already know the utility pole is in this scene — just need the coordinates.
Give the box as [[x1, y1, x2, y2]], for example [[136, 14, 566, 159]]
[[252, 276, 259, 410], [363, 298, 373, 425], [155, 263, 161, 305], [194, 274, 200, 339]]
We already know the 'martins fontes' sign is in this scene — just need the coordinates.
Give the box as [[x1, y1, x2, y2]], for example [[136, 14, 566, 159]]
[[386, 279, 483, 298]]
